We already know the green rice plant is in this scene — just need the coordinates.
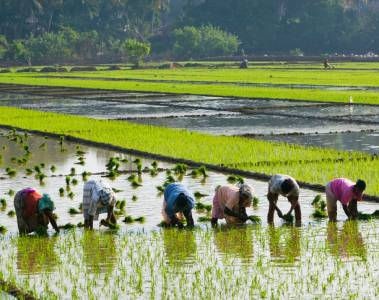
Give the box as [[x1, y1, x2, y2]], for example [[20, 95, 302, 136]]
[[123, 215, 134, 223], [282, 213, 294, 223], [7, 210, 15, 217], [5, 167, 16, 177], [112, 188, 123, 193], [0, 225, 7, 234], [227, 175, 244, 184], [59, 187, 65, 197], [132, 195, 138, 202], [194, 191, 208, 199], [71, 178, 78, 185], [50, 165, 56, 173], [36, 173, 46, 184], [7, 189, 14, 197], [70, 167, 76, 176], [75, 156, 85, 165], [127, 174, 136, 182], [151, 161, 158, 169], [198, 216, 212, 222], [131, 179, 142, 188], [68, 208, 80, 215], [39, 142, 46, 149], [252, 197, 259, 208], [68, 191, 75, 199], [82, 171, 91, 181], [59, 223, 76, 230], [195, 202, 212, 212], [65, 176, 71, 186], [172, 163, 187, 175], [134, 216, 145, 223], [0, 198, 7, 210], [25, 168, 33, 175], [33, 165, 42, 173], [247, 215, 261, 224], [311, 195, 328, 218], [156, 185, 165, 193]]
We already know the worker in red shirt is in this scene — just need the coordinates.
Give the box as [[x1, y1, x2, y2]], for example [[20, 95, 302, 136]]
[[14, 188, 59, 234]]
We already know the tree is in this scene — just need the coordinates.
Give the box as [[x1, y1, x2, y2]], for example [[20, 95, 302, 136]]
[[173, 25, 239, 59], [120, 39, 151, 65]]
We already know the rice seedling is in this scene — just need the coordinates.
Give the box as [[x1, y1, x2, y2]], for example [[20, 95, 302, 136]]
[[82, 171, 90, 181], [131, 179, 142, 188], [67, 191, 75, 199], [227, 175, 245, 184], [134, 216, 145, 223], [151, 161, 158, 169], [195, 202, 212, 212], [193, 191, 208, 199], [132, 195, 138, 202], [65, 176, 71, 186], [172, 163, 187, 175], [112, 188, 123, 193], [123, 215, 134, 223], [7, 189, 14, 197], [198, 216, 212, 222], [311, 195, 328, 218], [247, 215, 261, 224], [0, 225, 6, 234], [7, 210, 15, 217], [59, 187, 65, 197], [106, 157, 121, 178], [39, 142, 46, 149], [25, 168, 33, 175], [59, 223, 76, 230], [5, 167, 16, 177], [68, 208, 80, 215], [70, 167, 76, 176], [71, 178, 78, 185], [0, 198, 7, 210], [75, 156, 85, 165], [127, 174, 137, 182], [252, 197, 259, 208], [36, 173, 46, 185], [50, 165, 56, 173]]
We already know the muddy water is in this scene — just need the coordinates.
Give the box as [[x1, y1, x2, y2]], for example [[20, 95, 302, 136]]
[[133, 114, 379, 135], [258, 131, 379, 154], [0, 131, 376, 235], [0, 131, 378, 299]]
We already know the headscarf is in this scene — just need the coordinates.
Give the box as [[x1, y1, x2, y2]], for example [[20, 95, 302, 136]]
[[37, 193, 55, 213], [239, 184, 253, 202]]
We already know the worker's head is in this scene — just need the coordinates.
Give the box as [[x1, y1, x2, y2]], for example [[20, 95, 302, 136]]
[[281, 179, 295, 195], [38, 193, 55, 213], [174, 193, 191, 212], [239, 184, 253, 207], [353, 179, 366, 200]]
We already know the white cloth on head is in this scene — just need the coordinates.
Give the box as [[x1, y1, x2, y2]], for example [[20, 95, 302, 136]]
[[268, 174, 299, 197], [82, 180, 115, 220]]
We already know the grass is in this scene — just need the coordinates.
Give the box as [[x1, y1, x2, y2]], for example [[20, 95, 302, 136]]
[[0, 223, 373, 298], [1, 71, 379, 104], [0, 106, 377, 195]]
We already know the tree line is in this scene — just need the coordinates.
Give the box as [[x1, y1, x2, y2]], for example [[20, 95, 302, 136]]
[[0, 0, 378, 65]]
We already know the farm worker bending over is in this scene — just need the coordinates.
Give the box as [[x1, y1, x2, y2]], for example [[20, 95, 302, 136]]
[[211, 184, 253, 226], [325, 178, 366, 222], [267, 174, 301, 225], [83, 179, 116, 230], [14, 188, 59, 235], [162, 183, 195, 228]]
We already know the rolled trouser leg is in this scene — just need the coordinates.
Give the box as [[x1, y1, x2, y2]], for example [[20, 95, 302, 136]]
[[14, 191, 29, 234], [294, 203, 302, 226], [326, 188, 337, 222], [348, 199, 358, 220], [267, 200, 276, 224]]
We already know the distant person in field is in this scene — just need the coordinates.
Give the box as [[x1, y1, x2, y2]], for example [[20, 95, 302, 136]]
[[325, 178, 366, 222], [323, 58, 334, 69], [14, 188, 59, 234], [211, 184, 253, 226], [267, 174, 301, 225], [162, 183, 195, 228], [82, 179, 117, 230]]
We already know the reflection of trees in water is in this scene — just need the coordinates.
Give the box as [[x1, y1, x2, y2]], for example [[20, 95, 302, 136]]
[[327, 221, 366, 260], [214, 226, 253, 262], [268, 226, 300, 264], [16, 235, 59, 275], [82, 231, 117, 274], [162, 229, 197, 264]]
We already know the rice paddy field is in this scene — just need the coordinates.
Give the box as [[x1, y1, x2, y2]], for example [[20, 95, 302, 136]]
[[0, 61, 378, 298]]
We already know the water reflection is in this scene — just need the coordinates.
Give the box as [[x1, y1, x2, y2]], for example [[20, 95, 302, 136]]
[[162, 228, 197, 264], [82, 231, 117, 274], [214, 226, 253, 262], [16, 235, 59, 275], [268, 226, 301, 265], [326, 221, 366, 260]]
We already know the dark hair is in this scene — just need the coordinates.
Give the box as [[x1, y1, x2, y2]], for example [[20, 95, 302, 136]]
[[355, 179, 366, 192], [176, 193, 189, 209], [281, 179, 294, 194]]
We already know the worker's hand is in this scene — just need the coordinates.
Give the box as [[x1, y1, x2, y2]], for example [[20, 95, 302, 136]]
[[177, 222, 184, 229], [276, 209, 284, 218], [239, 214, 248, 223]]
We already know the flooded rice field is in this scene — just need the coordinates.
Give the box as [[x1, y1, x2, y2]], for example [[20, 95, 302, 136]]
[[0, 130, 378, 298], [258, 131, 379, 154], [0, 84, 378, 153]]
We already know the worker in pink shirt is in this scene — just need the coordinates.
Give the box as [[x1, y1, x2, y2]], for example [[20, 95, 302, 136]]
[[211, 184, 253, 226], [325, 178, 366, 222]]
